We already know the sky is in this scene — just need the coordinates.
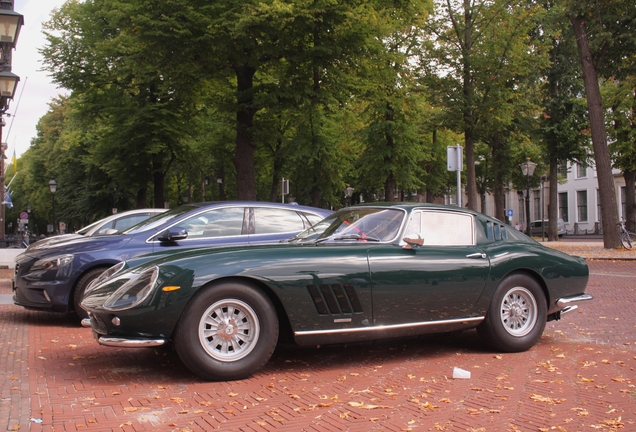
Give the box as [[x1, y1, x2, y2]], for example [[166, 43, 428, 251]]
[[6, 0, 67, 160]]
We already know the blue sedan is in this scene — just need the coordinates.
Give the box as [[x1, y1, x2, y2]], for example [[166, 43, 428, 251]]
[[12, 202, 332, 320]]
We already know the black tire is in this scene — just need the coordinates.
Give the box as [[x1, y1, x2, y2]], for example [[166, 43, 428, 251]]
[[174, 281, 279, 381], [73, 267, 108, 320], [621, 232, 634, 250], [477, 274, 547, 353]]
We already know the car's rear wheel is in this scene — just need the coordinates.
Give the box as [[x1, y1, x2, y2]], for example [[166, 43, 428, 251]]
[[174, 281, 278, 381], [73, 267, 108, 320], [477, 274, 546, 352]]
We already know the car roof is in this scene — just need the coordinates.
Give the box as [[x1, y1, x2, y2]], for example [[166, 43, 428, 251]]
[[78, 208, 168, 236]]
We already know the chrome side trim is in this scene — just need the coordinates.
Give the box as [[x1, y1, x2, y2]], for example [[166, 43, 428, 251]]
[[97, 336, 166, 348], [556, 293, 593, 308], [294, 316, 484, 337]]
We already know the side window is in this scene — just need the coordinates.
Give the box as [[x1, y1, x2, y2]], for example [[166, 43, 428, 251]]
[[253, 208, 305, 234], [419, 211, 474, 246], [107, 214, 151, 233], [404, 211, 423, 239], [176, 207, 246, 239]]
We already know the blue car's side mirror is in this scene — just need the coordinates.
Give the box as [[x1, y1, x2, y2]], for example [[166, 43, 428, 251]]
[[157, 228, 188, 242]]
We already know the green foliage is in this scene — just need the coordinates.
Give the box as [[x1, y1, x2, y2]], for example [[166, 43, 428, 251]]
[[10, 0, 633, 234]]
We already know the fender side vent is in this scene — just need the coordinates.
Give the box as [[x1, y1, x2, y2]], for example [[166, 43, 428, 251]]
[[307, 284, 363, 315]]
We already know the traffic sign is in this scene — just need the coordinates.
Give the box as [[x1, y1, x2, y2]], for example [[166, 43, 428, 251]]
[[20, 211, 28, 219], [506, 209, 513, 217]]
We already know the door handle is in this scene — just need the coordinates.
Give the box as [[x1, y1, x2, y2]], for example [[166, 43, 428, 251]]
[[466, 252, 487, 259]]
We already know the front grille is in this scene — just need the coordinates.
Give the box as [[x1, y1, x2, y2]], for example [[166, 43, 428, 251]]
[[307, 283, 363, 315], [14, 262, 19, 276]]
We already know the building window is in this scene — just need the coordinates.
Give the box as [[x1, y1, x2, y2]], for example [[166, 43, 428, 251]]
[[576, 164, 587, 178], [577, 190, 588, 222], [533, 189, 541, 221], [597, 189, 602, 223], [559, 192, 568, 222]]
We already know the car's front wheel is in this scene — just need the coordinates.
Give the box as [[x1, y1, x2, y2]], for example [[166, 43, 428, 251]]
[[174, 281, 279, 381], [73, 267, 108, 320], [477, 274, 546, 352]]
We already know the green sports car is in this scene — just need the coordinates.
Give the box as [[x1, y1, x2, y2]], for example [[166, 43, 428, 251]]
[[81, 203, 592, 381]]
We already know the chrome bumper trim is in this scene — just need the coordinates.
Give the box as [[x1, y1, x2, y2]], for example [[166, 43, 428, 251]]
[[81, 318, 91, 328], [556, 293, 593, 309], [295, 316, 484, 337], [97, 336, 166, 348]]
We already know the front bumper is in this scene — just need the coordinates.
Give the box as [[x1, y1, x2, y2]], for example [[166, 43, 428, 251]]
[[12, 258, 75, 313]]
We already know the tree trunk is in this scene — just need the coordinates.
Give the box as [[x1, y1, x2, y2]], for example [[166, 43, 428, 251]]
[[234, 65, 257, 201], [491, 136, 505, 222], [268, 137, 284, 203], [462, 0, 477, 210], [153, 158, 165, 208], [385, 173, 397, 202], [547, 161, 559, 241], [136, 188, 147, 209], [624, 171, 636, 232], [571, 14, 620, 248]]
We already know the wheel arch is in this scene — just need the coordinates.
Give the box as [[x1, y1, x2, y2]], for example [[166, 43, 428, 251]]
[[70, 264, 115, 308], [501, 268, 550, 307], [175, 275, 294, 344]]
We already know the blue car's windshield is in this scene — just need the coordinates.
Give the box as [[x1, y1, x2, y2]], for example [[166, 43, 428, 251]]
[[123, 205, 199, 234]]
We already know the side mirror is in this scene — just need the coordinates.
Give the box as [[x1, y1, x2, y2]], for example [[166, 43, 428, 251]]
[[157, 228, 188, 242]]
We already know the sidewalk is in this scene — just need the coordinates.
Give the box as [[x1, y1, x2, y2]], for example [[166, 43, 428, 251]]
[[541, 239, 636, 260]]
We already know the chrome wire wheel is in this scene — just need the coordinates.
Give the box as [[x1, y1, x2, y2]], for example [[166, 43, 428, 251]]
[[499, 286, 538, 337], [198, 299, 260, 362]]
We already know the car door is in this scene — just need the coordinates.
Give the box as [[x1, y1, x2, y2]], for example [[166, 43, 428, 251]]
[[368, 210, 491, 326], [152, 206, 249, 250]]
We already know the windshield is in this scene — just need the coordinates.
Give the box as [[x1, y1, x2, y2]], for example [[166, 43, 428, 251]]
[[287, 213, 339, 243], [315, 207, 405, 243], [76, 219, 103, 235], [123, 205, 199, 234]]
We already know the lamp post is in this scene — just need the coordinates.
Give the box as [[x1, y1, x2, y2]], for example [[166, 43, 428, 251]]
[[0, 1, 23, 241], [49, 178, 57, 235], [519, 158, 537, 236]]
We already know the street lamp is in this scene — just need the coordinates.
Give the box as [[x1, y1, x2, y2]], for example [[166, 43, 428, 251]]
[[49, 178, 57, 235], [519, 158, 537, 236], [0, 1, 23, 241]]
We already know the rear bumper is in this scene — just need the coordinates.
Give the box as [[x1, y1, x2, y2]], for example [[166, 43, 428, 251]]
[[557, 293, 593, 310], [549, 293, 594, 320]]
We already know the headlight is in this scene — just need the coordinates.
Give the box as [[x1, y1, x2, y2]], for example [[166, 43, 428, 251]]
[[103, 266, 159, 311], [32, 254, 74, 271], [85, 262, 127, 295]]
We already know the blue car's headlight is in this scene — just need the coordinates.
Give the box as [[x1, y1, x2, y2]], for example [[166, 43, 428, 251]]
[[85, 262, 127, 295], [32, 254, 74, 271], [103, 266, 159, 311]]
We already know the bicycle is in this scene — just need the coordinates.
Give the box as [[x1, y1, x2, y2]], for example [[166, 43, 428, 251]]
[[618, 220, 636, 250]]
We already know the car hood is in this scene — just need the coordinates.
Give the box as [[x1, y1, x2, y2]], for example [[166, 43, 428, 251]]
[[17, 233, 136, 260]]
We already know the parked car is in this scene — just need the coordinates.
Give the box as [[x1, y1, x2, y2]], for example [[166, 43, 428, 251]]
[[26, 208, 168, 251], [13, 202, 332, 320], [530, 218, 565, 237], [81, 203, 592, 381]]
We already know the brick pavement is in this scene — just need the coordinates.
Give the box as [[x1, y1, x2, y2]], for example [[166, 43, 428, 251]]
[[1, 262, 634, 432]]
